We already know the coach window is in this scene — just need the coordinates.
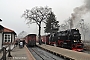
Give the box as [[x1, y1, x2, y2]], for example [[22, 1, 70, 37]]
[[4, 34, 11, 42]]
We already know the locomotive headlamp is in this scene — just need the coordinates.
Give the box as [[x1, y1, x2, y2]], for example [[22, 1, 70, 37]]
[[76, 29, 78, 30], [81, 40, 83, 43], [74, 40, 77, 42]]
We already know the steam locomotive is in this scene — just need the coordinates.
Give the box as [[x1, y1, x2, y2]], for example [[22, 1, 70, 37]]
[[41, 29, 84, 52]]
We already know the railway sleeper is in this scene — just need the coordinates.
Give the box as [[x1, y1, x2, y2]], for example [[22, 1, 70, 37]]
[[37, 45, 75, 60]]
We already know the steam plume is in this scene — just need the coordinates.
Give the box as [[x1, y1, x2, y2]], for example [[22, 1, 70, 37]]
[[70, 0, 90, 28]]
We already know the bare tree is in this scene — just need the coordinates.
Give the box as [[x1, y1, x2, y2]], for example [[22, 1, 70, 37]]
[[80, 21, 89, 42], [59, 18, 73, 31], [22, 6, 52, 45], [59, 20, 70, 31]]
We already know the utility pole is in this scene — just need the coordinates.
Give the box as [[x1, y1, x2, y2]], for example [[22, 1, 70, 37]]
[[80, 19, 85, 42], [81, 19, 85, 42]]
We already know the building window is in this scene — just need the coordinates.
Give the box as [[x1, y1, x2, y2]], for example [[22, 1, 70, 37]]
[[4, 34, 11, 42]]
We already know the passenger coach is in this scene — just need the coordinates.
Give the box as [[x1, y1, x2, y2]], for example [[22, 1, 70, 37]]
[[25, 34, 36, 47]]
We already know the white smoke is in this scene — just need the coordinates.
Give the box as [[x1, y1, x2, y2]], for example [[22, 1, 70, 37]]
[[70, 0, 90, 28], [68, 0, 90, 41]]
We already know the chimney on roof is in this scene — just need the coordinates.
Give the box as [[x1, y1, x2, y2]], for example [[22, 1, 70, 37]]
[[0, 19, 2, 21], [0, 19, 2, 25]]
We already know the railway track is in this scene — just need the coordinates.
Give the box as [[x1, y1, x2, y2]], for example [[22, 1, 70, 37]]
[[28, 46, 64, 60]]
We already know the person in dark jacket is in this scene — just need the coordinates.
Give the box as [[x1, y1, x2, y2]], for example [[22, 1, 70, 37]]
[[23, 40, 25, 47], [19, 40, 23, 48], [15, 40, 18, 47]]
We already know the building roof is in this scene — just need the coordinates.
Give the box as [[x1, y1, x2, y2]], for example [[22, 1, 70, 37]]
[[3, 27, 16, 35], [0, 25, 16, 35], [4, 27, 14, 32]]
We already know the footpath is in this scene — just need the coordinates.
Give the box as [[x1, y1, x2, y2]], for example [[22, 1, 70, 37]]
[[4, 45, 35, 60]]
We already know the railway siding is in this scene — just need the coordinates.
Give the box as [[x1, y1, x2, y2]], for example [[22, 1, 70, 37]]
[[37, 44, 90, 60]]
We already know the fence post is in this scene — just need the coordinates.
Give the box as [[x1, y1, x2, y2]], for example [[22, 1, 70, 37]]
[[3, 47, 6, 60], [8, 44, 12, 57]]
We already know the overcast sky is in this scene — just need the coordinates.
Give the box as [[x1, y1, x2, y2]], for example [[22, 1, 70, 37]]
[[0, 0, 85, 35]]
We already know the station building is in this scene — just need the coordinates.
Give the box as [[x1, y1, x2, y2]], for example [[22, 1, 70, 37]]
[[0, 25, 16, 50]]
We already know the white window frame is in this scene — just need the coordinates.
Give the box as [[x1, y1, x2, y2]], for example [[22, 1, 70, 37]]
[[4, 34, 11, 42]]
